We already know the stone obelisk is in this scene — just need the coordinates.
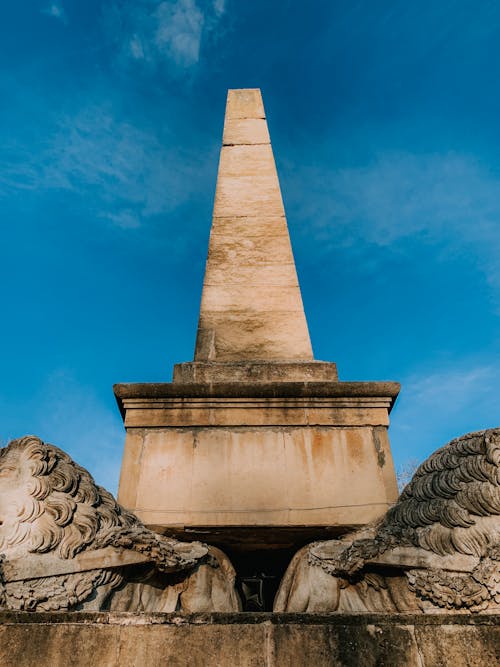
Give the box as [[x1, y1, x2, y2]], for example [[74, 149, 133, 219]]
[[195, 88, 312, 364], [115, 90, 399, 557], [176, 89, 337, 384]]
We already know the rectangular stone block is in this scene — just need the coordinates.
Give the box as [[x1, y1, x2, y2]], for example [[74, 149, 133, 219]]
[[223, 118, 270, 145], [213, 176, 285, 217], [172, 361, 339, 383], [217, 144, 278, 177], [122, 404, 390, 428], [225, 88, 265, 119], [0, 623, 121, 667], [196, 311, 313, 360], [202, 261, 299, 287], [200, 285, 306, 312], [208, 216, 289, 238], [205, 232, 297, 269], [413, 623, 500, 666], [213, 146, 285, 218], [119, 425, 399, 530]]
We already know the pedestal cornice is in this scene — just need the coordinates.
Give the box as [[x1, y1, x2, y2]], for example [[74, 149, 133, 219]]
[[114, 381, 400, 428]]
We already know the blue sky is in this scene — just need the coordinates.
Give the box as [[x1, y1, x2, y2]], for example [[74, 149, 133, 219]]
[[1, 0, 499, 492]]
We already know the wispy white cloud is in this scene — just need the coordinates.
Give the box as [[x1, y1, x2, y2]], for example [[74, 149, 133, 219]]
[[104, 209, 142, 229], [153, 0, 204, 67], [390, 361, 500, 469], [213, 0, 225, 18], [41, 2, 67, 24], [401, 365, 496, 414], [129, 35, 145, 60], [106, 0, 226, 71], [291, 152, 500, 292], [0, 104, 213, 229]]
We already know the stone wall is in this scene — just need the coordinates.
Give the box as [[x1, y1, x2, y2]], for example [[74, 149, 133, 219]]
[[1, 612, 498, 667]]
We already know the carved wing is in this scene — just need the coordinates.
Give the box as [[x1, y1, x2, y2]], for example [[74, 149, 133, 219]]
[[383, 428, 500, 557], [74, 485, 210, 573], [326, 429, 500, 576]]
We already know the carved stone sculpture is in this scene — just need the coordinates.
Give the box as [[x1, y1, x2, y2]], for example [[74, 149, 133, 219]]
[[275, 428, 500, 613], [0, 436, 241, 612]]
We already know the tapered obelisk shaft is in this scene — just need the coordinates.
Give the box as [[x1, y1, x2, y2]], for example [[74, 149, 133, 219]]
[[194, 89, 313, 361], [116, 87, 399, 549]]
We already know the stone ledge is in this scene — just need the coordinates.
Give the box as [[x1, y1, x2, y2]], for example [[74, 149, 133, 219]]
[[0, 611, 498, 626], [114, 381, 400, 419], [120, 400, 393, 428], [1, 612, 498, 667]]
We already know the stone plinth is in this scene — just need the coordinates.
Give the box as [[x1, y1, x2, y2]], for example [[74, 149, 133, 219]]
[[173, 360, 338, 383], [1, 612, 498, 667], [115, 381, 399, 548]]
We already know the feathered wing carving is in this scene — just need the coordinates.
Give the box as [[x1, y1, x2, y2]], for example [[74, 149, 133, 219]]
[[388, 429, 499, 547], [275, 428, 500, 613], [0, 436, 240, 612], [337, 428, 500, 569]]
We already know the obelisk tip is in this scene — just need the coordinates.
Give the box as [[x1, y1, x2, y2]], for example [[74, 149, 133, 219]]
[[225, 89, 265, 120]]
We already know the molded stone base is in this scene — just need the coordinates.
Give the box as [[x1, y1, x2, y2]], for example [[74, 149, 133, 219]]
[[173, 361, 338, 383], [114, 381, 400, 544], [1, 612, 498, 667]]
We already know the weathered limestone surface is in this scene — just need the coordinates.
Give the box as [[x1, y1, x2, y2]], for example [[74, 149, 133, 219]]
[[173, 361, 338, 383], [1, 612, 498, 667], [116, 382, 399, 540], [118, 428, 396, 528], [195, 89, 313, 362]]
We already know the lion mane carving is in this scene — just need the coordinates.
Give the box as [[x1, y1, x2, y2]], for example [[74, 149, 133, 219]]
[[0, 436, 241, 612], [275, 428, 500, 613]]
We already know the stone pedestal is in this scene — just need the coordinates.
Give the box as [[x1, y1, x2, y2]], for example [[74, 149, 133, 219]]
[[115, 378, 399, 549]]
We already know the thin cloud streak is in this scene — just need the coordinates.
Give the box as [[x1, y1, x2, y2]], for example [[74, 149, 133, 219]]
[[390, 361, 500, 468], [0, 103, 215, 229], [154, 0, 204, 67], [105, 0, 226, 71], [41, 2, 67, 24], [290, 151, 500, 293]]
